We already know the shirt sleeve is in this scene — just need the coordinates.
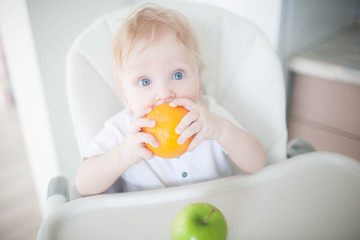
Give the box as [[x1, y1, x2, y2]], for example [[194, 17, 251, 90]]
[[82, 110, 131, 160]]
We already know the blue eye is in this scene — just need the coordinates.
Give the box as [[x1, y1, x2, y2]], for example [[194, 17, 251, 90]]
[[172, 71, 184, 80], [139, 78, 152, 87]]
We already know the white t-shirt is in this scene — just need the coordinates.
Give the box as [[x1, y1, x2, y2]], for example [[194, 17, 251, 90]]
[[83, 95, 242, 192]]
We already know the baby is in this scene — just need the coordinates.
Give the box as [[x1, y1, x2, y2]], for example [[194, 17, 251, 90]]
[[76, 4, 266, 196]]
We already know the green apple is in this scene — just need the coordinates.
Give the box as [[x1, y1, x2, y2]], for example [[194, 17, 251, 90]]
[[172, 202, 228, 240]]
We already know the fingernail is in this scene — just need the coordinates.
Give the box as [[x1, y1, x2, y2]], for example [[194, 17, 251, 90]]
[[175, 127, 180, 134]]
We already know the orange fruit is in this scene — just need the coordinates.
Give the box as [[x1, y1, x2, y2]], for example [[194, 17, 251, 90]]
[[142, 103, 193, 158]]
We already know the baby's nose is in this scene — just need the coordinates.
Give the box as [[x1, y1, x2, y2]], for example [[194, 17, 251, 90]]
[[155, 84, 176, 103]]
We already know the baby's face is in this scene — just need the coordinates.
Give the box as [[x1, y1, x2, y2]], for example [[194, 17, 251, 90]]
[[119, 31, 201, 116]]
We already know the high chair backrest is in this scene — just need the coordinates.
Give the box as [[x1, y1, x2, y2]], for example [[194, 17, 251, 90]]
[[66, 1, 287, 168]]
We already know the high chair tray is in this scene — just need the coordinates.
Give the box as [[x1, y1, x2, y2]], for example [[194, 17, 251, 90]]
[[38, 152, 360, 240]]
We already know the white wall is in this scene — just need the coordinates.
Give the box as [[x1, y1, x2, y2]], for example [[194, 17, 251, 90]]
[[0, 0, 59, 216]]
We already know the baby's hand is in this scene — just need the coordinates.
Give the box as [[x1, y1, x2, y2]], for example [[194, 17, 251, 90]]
[[121, 108, 159, 166], [169, 98, 222, 152]]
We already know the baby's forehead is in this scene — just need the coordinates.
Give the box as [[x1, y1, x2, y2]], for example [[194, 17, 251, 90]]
[[126, 31, 187, 59], [129, 27, 179, 50]]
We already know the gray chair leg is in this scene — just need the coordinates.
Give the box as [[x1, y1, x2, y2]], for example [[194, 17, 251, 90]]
[[287, 138, 316, 158], [46, 176, 69, 215]]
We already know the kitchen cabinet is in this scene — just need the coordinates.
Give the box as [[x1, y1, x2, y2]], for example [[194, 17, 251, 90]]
[[288, 27, 360, 161]]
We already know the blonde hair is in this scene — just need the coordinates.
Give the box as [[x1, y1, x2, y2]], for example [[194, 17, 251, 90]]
[[112, 4, 204, 82]]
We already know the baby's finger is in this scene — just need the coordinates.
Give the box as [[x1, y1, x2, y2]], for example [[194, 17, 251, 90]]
[[136, 118, 156, 128], [175, 111, 200, 134], [135, 132, 159, 148], [129, 123, 141, 134], [186, 131, 204, 152], [130, 117, 156, 134], [177, 121, 201, 145], [137, 147, 154, 160], [169, 98, 196, 111], [134, 107, 153, 119]]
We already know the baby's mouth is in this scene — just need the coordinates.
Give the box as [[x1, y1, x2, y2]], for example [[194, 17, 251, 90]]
[[154, 99, 175, 107]]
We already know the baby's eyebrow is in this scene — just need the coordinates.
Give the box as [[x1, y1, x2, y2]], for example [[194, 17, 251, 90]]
[[174, 55, 190, 63], [132, 74, 148, 81], [170, 57, 192, 68]]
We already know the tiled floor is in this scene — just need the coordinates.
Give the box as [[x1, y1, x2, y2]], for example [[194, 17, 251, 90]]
[[0, 104, 42, 240]]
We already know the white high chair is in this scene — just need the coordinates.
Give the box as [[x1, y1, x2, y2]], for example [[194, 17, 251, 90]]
[[66, 2, 288, 166], [38, 2, 360, 239]]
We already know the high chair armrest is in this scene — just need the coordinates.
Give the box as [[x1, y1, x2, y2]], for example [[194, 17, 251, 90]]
[[46, 176, 69, 215], [287, 138, 316, 158]]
